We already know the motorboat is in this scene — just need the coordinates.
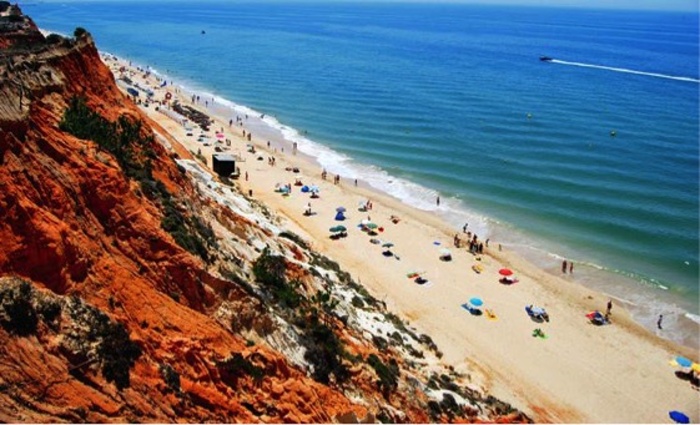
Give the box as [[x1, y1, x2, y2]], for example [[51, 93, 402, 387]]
[[540, 56, 553, 62]]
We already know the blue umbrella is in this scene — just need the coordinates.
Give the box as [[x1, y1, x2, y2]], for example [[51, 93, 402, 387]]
[[469, 297, 483, 307], [669, 411, 690, 424], [336, 206, 346, 212], [676, 356, 693, 368]]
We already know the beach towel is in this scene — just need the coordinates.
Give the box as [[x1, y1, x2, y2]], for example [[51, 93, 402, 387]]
[[485, 309, 498, 321], [532, 328, 549, 339]]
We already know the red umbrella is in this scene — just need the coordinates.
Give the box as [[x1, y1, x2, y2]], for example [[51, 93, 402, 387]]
[[499, 268, 513, 276]]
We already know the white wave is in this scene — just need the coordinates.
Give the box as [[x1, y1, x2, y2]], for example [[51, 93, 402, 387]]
[[686, 313, 700, 325], [550, 59, 700, 83]]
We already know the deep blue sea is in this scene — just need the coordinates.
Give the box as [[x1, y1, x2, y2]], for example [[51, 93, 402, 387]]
[[22, 1, 699, 347]]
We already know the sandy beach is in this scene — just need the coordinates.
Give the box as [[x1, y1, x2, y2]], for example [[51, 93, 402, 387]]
[[106, 55, 699, 423]]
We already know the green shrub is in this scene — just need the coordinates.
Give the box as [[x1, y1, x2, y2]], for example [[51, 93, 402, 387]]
[[253, 248, 287, 289], [66, 297, 142, 390], [73, 27, 87, 38], [217, 352, 265, 388], [439, 393, 462, 420], [367, 354, 399, 398], [351, 296, 364, 309], [36, 297, 62, 325], [159, 363, 181, 394], [98, 321, 142, 390], [0, 280, 37, 336], [45, 33, 64, 44], [303, 322, 349, 385], [279, 231, 309, 250]]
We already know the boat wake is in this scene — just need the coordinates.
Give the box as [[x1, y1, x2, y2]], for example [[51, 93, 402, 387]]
[[550, 59, 700, 83]]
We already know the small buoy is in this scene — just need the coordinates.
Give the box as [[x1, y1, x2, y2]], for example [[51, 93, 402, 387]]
[[527, 113, 532, 119], [610, 130, 617, 137], [201, 30, 206, 35]]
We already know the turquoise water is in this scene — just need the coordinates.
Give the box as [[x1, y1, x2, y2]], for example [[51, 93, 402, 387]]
[[22, 1, 699, 346]]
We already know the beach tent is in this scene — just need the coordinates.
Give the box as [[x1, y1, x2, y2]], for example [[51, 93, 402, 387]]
[[669, 411, 690, 424], [335, 211, 346, 221]]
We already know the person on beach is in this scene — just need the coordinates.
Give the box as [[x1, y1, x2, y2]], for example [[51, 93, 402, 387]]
[[606, 299, 612, 316], [463, 223, 468, 233], [436, 196, 440, 206], [485, 238, 489, 247], [562, 260, 568, 273], [569, 261, 574, 274], [657, 314, 663, 330], [245, 171, 248, 181]]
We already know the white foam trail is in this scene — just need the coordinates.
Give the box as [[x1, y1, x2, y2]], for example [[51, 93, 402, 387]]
[[550, 59, 700, 83]]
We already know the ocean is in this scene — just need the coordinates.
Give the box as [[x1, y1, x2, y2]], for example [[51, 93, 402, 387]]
[[21, 0, 699, 347]]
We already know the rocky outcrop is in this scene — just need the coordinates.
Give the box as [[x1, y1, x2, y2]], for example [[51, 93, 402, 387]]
[[0, 7, 531, 423]]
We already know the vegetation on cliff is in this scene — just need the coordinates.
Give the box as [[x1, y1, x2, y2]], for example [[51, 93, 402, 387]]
[[60, 96, 217, 262], [0, 278, 142, 390]]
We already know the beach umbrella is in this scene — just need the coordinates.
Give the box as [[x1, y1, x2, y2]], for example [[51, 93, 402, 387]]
[[336, 206, 346, 212], [675, 356, 693, 368], [382, 242, 394, 248], [692, 363, 700, 373], [310, 185, 320, 193], [329, 225, 347, 233], [216, 133, 224, 139], [531, 306, 546, 316], [365, 222, 378, 229], [469, 297, 483, 308], [499, 268, 513, 276], [669, 411, 690, 424], [586, 310, 603, 320]]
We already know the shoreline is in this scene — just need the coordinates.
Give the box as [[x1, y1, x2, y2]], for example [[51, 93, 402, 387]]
[[103, 53, 700, 423], [103, 50, 700, 351]]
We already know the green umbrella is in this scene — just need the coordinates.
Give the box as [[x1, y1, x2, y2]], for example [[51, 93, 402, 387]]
[[365, 222, 378, 229], [329, 225, 347, 233]]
